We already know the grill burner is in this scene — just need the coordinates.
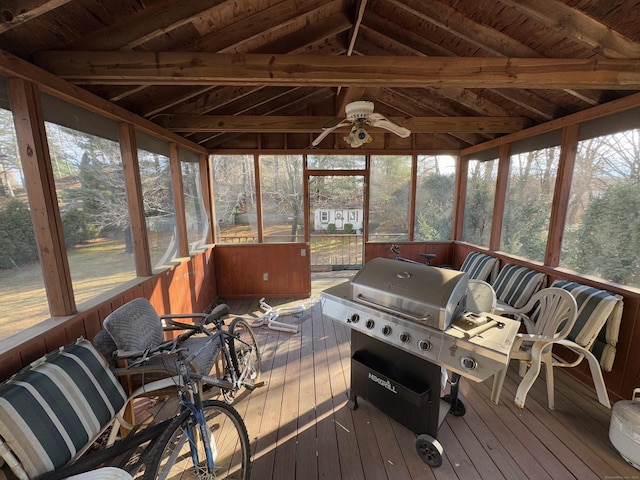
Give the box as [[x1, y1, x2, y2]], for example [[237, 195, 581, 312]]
[[320, 258, 519, 467]]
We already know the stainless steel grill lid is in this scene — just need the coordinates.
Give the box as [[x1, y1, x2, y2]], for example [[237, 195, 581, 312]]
[[350, 257, 468, 330]]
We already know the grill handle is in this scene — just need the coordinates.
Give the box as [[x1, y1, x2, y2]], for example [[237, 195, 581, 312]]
[[355, 294, 431, 322]]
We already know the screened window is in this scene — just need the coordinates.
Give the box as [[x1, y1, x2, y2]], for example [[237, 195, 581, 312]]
[[43, 99, 137, 305], [561, 117, 640, 286], [414, 155, 456, 241], [212, 155, 258, 244], [501, 145, 559, 261], [462, 158, 497, 246], [181, 152, 209, 253], [0, 103, 50, 339], [307, 154, 366, 170], [260, 155, 304, 243], [137, 133, 177, 269], [368, 155, 411, 242]]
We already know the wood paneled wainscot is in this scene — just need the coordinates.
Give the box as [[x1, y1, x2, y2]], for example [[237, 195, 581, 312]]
[[214, 243, 311, 299]]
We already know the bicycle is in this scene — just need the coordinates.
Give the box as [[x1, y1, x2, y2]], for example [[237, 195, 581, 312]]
[[47, 323, 252, 480], [164, 303, 263, 404], [390, 244, 437, 265]]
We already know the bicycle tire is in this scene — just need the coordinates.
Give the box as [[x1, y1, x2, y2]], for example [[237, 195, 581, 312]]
[[140, 399, 251, 480], [228, 317, 261, 390]]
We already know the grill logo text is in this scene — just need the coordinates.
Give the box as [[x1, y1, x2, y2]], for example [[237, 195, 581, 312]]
[[368, 372, 397, 394]]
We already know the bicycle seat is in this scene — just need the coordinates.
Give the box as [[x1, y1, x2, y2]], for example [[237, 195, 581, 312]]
[[419, 253, 437, 263]]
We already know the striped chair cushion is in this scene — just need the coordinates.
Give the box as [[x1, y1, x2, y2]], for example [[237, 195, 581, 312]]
[[0, 338, 127, 478], [459, 252, 499, 282], [551, 280, 623, 372], [492, 264, 547, 309]]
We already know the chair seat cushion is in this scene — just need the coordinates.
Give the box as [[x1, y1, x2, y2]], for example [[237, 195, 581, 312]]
[[551, 280, 623, 372], [0, 339, 127, 478], [492, 264, 546, 309], [460, 252, 499, 283]]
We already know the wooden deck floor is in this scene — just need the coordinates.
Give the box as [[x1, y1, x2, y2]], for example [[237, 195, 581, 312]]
[[198, 272, 639, 480]]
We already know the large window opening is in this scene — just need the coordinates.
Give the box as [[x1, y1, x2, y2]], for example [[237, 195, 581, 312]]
[[501, 141, 560, 261], [414, 155, 456, 241], [369, 155, 411, 242], [561, 112, 640, 286], [462, 157, 497, 246]]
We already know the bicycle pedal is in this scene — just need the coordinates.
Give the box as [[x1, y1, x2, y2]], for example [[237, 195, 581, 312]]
[[246, 381, 266, 390]]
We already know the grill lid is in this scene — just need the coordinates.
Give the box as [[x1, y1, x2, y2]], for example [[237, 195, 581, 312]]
[[350, 257, 468, 330]]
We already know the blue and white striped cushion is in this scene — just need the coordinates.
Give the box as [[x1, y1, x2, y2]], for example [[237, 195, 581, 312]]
[[492, 264, 546, 309], [459, 252, 499, 282], [0, 338, 127, 478], [552, 280, 623, 372]]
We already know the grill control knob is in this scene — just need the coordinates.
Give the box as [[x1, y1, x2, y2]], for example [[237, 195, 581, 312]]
[[460, 357, 478, 371], [348, 313, 360, 324], [365, 319, 375, 330], [399, 332, 411, 343], [382, 325, 392, 336], [418, 340, 432, 352]]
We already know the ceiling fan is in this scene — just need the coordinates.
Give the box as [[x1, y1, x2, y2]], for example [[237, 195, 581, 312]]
[[312, 100, 411, 148]]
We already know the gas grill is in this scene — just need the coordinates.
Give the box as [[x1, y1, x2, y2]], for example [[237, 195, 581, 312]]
[[320, 257, 519, 467]]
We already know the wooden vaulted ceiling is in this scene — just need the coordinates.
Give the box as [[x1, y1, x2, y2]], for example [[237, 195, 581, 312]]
[[1, 0, 639, 151]]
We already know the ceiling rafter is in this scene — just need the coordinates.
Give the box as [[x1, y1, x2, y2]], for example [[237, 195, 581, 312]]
[[0, 0, 71, 34]]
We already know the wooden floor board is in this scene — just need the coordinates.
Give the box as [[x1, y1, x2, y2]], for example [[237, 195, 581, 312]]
[[201, 272, 640, 479]]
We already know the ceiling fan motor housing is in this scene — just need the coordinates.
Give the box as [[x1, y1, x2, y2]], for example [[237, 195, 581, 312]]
[[345, 100, 375, 119]]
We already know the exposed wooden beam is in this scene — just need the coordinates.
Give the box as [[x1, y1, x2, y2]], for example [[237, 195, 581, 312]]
[[155, 114, 530, 133], [32, 52, 640, 89], [499, 0, 640, 59], [0, 0, 70, 34]]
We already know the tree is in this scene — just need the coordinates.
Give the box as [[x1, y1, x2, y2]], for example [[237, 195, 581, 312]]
[[568, 181, 640, 285]]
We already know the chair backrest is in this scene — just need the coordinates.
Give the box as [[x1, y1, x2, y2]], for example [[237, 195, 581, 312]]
[[525, 287, 577, 339], [104, 298, 164, 352], [467, 279, 497, 313], [459, 252, 499, 283], [492, 264, 547, 309], [0, 338, 127, 478], [551, 280, 624, 372]]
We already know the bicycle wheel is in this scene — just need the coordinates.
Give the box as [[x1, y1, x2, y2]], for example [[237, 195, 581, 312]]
[[229, 317, 261, 390], [142, 400, 251, 480]]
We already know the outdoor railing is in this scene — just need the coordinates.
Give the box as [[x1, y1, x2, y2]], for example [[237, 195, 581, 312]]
[[217, 234, 365, 267]]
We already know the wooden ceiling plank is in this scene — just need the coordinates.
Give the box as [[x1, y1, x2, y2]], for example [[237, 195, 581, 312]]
[[65, 0, 228, 50], [155, 114, 530, 133], [126, 6, 351, 117], [186, 0, 341, 53], [498, 0, 640, 59], [32, 52, 640, 89], [387, 0, 541, 57], [387, 0, 603, 105], [0, 0, 71, 34]]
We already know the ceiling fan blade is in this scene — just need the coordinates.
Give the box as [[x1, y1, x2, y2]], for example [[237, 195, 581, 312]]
[[312, 118, 351, 146], [368, 113, 411, 138]]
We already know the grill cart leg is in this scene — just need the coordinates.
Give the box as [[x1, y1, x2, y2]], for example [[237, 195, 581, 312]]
[[441, 372, 466, 416]]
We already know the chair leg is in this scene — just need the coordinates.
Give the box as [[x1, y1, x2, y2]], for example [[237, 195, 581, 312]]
[[542, 350, 555, 409], [515, 346, 545, 409], [491, 367, 508, 405], [582, 349, 611, 408]]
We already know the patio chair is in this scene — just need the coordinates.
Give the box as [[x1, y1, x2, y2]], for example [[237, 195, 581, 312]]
[[491, 287, 577, 409], [547, 280, 624, 408], [459, 251, 499, 283], [93, 298, 222, 422], [492, 263, 547, 313]]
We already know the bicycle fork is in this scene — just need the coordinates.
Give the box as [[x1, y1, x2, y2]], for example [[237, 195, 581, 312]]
[[181, 392, 217, 474]]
